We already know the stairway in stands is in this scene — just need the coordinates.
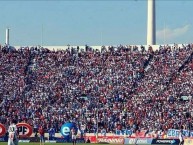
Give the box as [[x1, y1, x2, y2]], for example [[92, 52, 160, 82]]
[[129, 51, 154, 95], [22, 48, 37, 112], [158, 48, 193, 96]]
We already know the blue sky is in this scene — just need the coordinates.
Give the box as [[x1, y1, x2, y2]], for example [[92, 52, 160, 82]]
[[0, 0, 192, 46]]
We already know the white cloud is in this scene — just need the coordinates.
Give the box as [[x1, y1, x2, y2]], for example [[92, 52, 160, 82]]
[[156, 24, 191, 41]]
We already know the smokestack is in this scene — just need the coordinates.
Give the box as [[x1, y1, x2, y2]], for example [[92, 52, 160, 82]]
[[6, 28, 10, 46], [147, 0, 156, 45]]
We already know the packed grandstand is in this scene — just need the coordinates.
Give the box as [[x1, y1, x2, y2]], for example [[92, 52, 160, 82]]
[[0, 44, 193, 136]]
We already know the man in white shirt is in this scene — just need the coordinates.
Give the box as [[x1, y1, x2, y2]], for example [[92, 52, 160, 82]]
[[8, 120, 19, 145], [179, 129, 184, 145]]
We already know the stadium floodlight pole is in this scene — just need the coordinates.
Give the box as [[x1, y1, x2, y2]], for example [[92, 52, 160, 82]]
[[147, 0, 156, 45], [41, 24, 43, 47], [6, 28, 10, 46]]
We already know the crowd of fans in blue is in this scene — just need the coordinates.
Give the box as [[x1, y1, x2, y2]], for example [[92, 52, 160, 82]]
[[0, 44, 193, 134]]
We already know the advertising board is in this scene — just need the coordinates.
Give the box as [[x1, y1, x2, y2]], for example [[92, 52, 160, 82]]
[[98, 136, 124, 144], [152, 139, 180, 144]]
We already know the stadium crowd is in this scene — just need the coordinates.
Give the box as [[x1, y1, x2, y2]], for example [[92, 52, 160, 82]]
[[0, 44, 193, 135]]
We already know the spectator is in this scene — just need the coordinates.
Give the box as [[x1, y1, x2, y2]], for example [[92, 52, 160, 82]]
[[0, 44, 193, 135]]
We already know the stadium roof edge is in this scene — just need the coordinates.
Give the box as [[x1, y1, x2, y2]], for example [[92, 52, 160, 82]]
[[13, 44, 190, 51]]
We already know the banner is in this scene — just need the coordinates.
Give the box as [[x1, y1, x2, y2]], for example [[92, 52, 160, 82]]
[[60, 122, 77, 140], [167, 129, 193, 138], [116, 129, 133, 136], [16, 123, 33, 137], [152, 139, 180, 144], [184, 138, 193, 145], [98, 136, 124, 144], [115, 129, 147, 137]]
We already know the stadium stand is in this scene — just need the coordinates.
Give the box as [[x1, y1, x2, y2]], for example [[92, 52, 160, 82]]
[[0, 44, 193, 134]]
